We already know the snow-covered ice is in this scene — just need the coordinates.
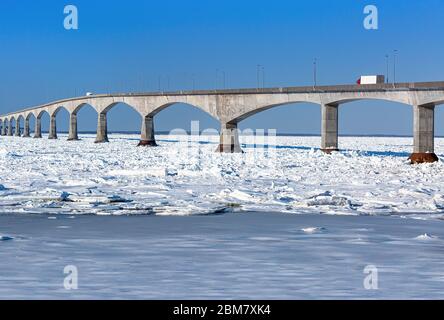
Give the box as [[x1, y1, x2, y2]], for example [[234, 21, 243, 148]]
[[1, 134, 444, 299], [1, 133, 444, 219]]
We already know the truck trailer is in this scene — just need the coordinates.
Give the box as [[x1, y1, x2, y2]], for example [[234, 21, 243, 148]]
[[357, 75, 385, 85]]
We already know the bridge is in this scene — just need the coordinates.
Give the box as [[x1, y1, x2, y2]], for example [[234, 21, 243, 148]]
[[1, 81, 444, 163]]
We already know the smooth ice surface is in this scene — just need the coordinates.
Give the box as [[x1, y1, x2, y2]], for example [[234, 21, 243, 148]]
[[1, 212, 444, 299], [1, 134, 444, 219]]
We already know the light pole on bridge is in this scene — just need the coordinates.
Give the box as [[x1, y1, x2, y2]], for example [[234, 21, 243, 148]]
[[216, 69, 227, 90], [393, 49, 398, 85], [256, 65, 265, 90], [257, 65, 260, 90], [262, 66, 265, 88], [313, 58, 317, 89]]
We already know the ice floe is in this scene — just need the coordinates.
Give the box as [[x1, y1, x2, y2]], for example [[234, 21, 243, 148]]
[[0, 134, 444, 218], [301, 227, 326, 234], [0, 235, 14, 241], [414, 233, 438, 241]]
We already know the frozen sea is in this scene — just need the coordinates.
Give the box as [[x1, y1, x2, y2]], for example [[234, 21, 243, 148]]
[[1, 133, 444, 299]]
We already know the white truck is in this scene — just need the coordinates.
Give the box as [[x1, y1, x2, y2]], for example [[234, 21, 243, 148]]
[[357, 75, 385, 85]]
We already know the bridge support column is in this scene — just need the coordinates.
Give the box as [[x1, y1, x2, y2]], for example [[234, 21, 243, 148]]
[[95, 113, 109, 143], [409, 104, 438, 164], [138, 116, 157, 146], [216, 122, 243, 153], [0, 124, 4, 136], [68, 113, 79, 141], [23, 118, 30, 137], [7, 124, 12, 136], [15, 122, 21, 136], [48, 115, 57, 139], [321, 103, 339, 153], [34, 118, 42, 138]]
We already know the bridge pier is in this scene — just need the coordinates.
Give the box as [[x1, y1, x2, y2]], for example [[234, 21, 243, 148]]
[[7, 123, 12, 136], [409, 104, 439, 164], [0, 124, 5, 136], [23, 118, 31, 137], [138, 116, 157, 146], [95, 113, 109, 143], [34, 118, 42, 138], [321, 103, 339, 153], [68, 113, 79, 141], [14, 123, 21, 136], [216, 122, 243, 153], [48, 116, 57, 139]]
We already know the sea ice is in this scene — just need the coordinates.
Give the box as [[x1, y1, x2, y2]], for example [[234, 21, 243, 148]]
[[414, 233, 438, 241], [0, 134, 444, 219], [301, 227, 326, 234]]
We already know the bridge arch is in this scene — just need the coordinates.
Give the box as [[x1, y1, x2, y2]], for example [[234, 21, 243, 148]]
[[67, 103, 98, 141], [154, 102, 221, 145], [50, 105, 71, 117], [222, 101, 322, 153], [227, 100, 321, 125], [227, 95, 414, 125], [72, 102, 98, 115], [94, 102, 143, 143], [36, 110, 50, 119], [50, 106, 70, 139], [148, 101, 218, 120], [222, 96, 416, 154], [25, 112, 34, 121], [339, 99, 413, 137], [151, 102, 219, 126], [325, 96, 412, 107], [100, 102, 143, 116], [153, 101, 221, 149]]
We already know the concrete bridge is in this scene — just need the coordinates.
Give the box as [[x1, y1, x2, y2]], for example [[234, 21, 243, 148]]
[[1, 81, 444, 163]]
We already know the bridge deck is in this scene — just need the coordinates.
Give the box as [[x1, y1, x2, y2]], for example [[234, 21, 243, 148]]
[[2, 81, 444, 117]]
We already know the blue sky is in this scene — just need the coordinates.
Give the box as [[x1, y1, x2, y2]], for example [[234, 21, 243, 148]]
[[1, 0, 444, 135]]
